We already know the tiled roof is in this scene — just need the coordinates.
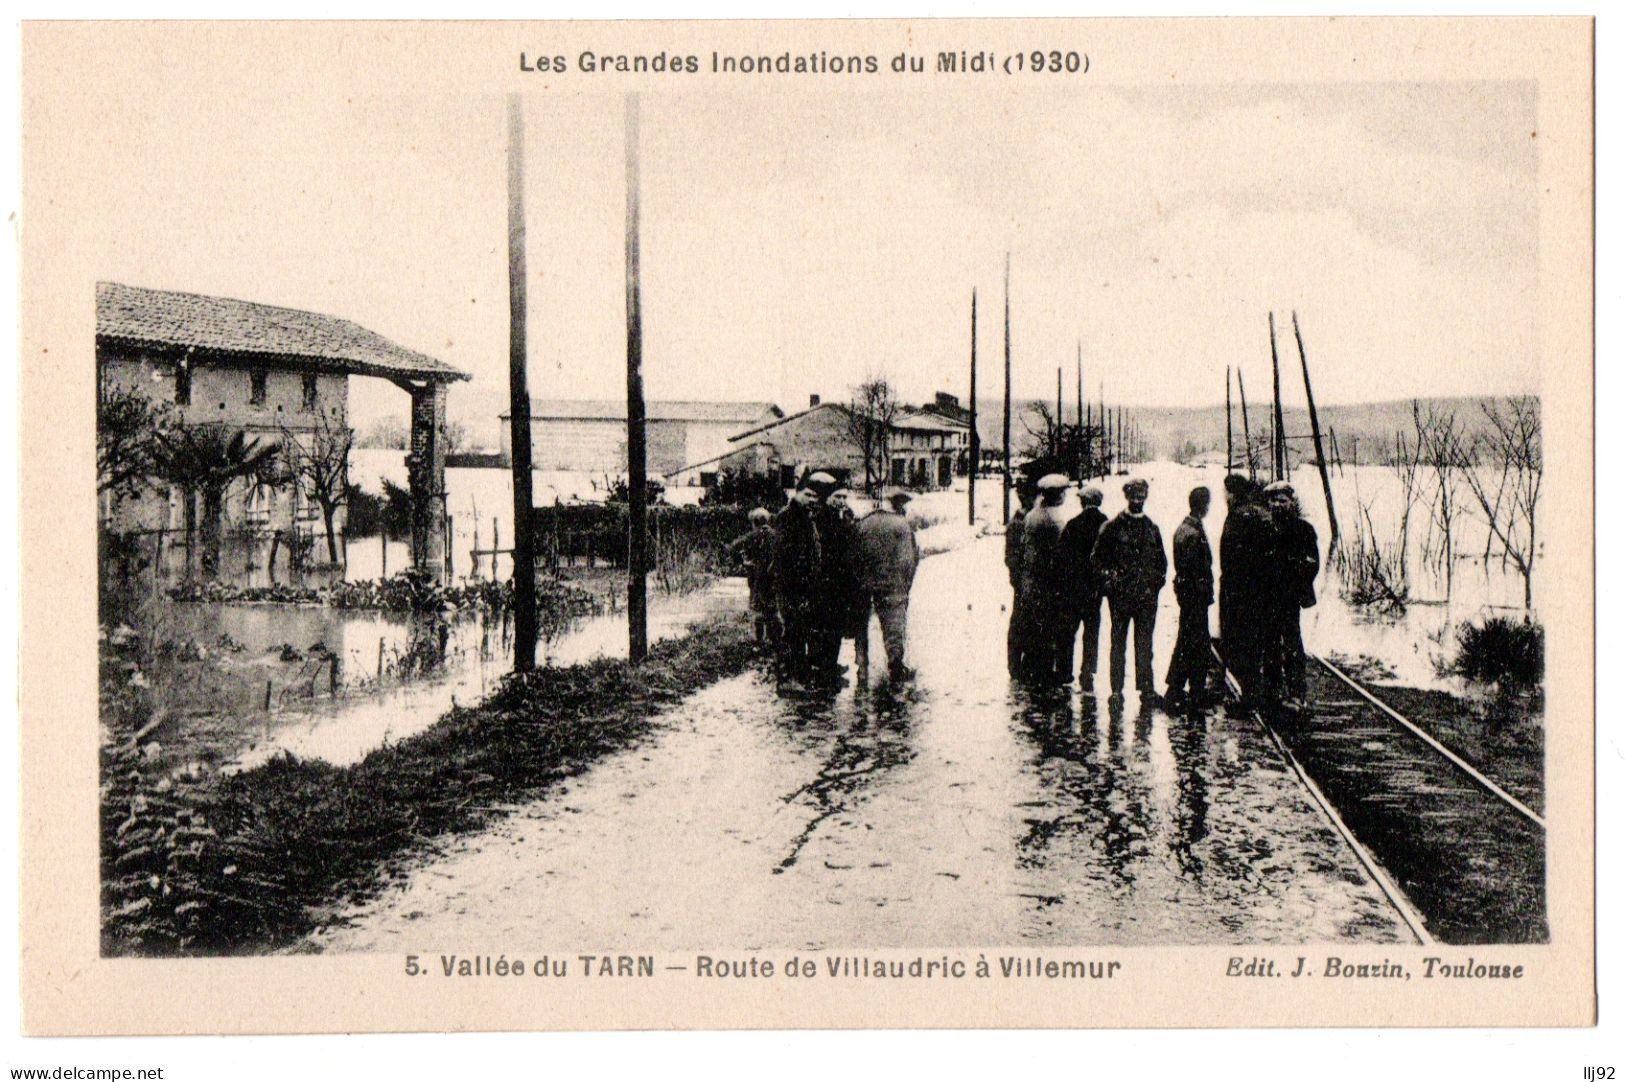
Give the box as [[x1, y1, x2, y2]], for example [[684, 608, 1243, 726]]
[[507, 399, 782, 424], [96, 281, 469, 383]]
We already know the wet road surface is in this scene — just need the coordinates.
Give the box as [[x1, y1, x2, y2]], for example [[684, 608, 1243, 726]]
[[314, 536, 1407, 950]]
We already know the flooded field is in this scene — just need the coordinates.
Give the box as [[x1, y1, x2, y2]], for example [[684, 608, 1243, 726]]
[[119, 577, 747, 773]]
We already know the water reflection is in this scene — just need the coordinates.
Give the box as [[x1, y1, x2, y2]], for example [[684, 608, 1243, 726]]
[[771, 681, 920, 874]]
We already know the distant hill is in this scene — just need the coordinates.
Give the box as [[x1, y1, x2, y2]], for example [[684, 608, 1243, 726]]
[[967, 395, 1529, 465]]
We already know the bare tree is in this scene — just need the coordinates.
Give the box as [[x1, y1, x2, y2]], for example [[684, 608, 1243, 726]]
[[1020, 401, 1061, 460], [279, 406, 355, 563], [1458, 396, 1542, 609], [846, 378, 900, 495], [1388, 427, 1423, 584], [1412, 399, 1468, 599]]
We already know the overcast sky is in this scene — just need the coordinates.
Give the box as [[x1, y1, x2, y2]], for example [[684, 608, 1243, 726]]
[[83, 81, 1539, 429]]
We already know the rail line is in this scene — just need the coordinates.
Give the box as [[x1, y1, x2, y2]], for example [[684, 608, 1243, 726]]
[[1310, 653, 1545, 831], [1209, 645, 1433, 945], [1212, 643, 1547, 944]]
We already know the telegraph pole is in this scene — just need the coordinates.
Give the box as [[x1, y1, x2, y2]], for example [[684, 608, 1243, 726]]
[[1001, 253, 1012, 523], [1225, 366, 1234, 475], [968, 289, 978, 526], [505, 93, 538, 673], [1269, 311, 1287, 481], [624, 93, 648, 664]]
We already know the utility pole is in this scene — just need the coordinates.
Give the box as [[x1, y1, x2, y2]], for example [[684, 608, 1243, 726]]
[[1293, 310, 1339, 559], [1055, 366, 1063, 459], [1001, 253, 1012, 524], [1075, 342, 1084, 480], [1225, 366, 1234, 475], [624, 93, 648, 664], [968, 289, 978, 526], [1238, 369, 1255, 481], [505, 93, 538, 673], [1269, 311, 1287, 481]]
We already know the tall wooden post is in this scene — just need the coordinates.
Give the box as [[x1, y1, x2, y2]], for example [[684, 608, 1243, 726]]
[[624, 93, 649, 664], [1269, 311, 1287, 481], [1226, 366, 1234, 474], [968, 289, 978, 526], [1293, 310, 1339, 558], [1075, 343, 1084, 480], [1001, 253, 1012, 523], [506, 93, 538, 673], [1238, 369, 1255, 481], [1054, 366, 1062, 459]]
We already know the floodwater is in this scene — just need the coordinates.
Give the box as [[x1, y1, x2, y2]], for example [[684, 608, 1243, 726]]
[[313, 535, 1407, 950], [150, 578, 746, 771]]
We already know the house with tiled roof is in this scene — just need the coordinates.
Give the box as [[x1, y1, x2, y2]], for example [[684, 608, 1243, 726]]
[[666, 392, 970, 493], [97, 281, 469, 580]]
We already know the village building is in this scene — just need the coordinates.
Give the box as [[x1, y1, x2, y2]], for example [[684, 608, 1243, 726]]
[[96, 281, 469, 580], [500, 399, 783, 478], [666, 393, 971, 492]]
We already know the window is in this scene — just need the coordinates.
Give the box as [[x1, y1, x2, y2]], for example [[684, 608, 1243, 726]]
[[250, 367, 268, 406], [174, 360, 192, 405], [302, 373, 318, 411]]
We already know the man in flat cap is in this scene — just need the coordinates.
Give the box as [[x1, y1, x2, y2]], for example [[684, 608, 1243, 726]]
[[1004, 475, 1039, 678], [1164, 485, 1216, 709], [1219, 474, 1272, 706], [1059, 484, 1108, 692], [1091, 477, 1168, 704], [1019, 473, 1073, 683], [1260, 480, 1319, 712], [809, 473, 858, 685], [771, 473, 825, 688], [855, 486, 921, 681], [726, 506, 780, 648]]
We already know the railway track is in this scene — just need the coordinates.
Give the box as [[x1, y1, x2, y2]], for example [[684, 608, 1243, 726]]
[[1215, 647, 1547, 945]]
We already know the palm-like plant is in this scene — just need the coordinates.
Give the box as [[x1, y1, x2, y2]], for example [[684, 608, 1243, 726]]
[[150, 424, 282, 580]]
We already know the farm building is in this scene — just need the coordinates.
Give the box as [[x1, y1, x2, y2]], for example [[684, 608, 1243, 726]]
[[500, 399, 783, 478], [667, 394, 971, 492], [97, 280, 469, 580]]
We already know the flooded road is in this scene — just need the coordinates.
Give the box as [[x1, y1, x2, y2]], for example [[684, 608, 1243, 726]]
[[315, 535, 1406, 950]]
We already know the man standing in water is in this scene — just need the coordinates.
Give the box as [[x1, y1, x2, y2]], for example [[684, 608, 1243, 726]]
[[1019, 474, 1073, 684], [854, 486, 921, 682], [1261, 480, 1320, 713], [1004, 477, 1038, 678], [1219, 474, 1272, 706], [1165, 485, 1216, 710], [772, 475, 824, 689], [1092, 477, 1167, 705], [1058, 484, 1108, 692]]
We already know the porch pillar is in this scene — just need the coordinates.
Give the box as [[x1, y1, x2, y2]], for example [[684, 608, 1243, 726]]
[[405, 380, 448, 580]]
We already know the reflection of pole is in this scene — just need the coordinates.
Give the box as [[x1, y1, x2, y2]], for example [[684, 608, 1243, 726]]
[[1225, 366, 1234, 474], [968, 289, 978, 526], [625, 93, 648, 664], [1238, 369, 1255, 481], [1294, 311, 1339, 559], [506, 93, 538, 672], [1001, 253, 1011, 522]]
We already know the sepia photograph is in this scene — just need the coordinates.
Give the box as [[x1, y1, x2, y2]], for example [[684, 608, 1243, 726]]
[[19, 17, 1594, 1034]]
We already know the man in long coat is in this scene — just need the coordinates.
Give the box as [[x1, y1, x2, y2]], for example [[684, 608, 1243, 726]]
[[1004, 480, 1038, 678], [855, 486, 921, 681], [1092, 477, 1168, 703], [808, 474, 855, 684], [1260, 481, 1320, 711], [1018, 474, 1072, 684], [771, 476, 823, 686], [1165, 485, 1216, 708], [1219, 474, 1272, 704], [1058, 484, 1108, 690]]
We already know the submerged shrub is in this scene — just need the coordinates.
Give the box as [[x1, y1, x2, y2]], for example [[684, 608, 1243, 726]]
[[1452, 616, 1544, 690]]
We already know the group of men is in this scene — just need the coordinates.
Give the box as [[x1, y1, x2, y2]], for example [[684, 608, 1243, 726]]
[[1005, 471, 1320, 713], [728, 471, 921, 691]]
